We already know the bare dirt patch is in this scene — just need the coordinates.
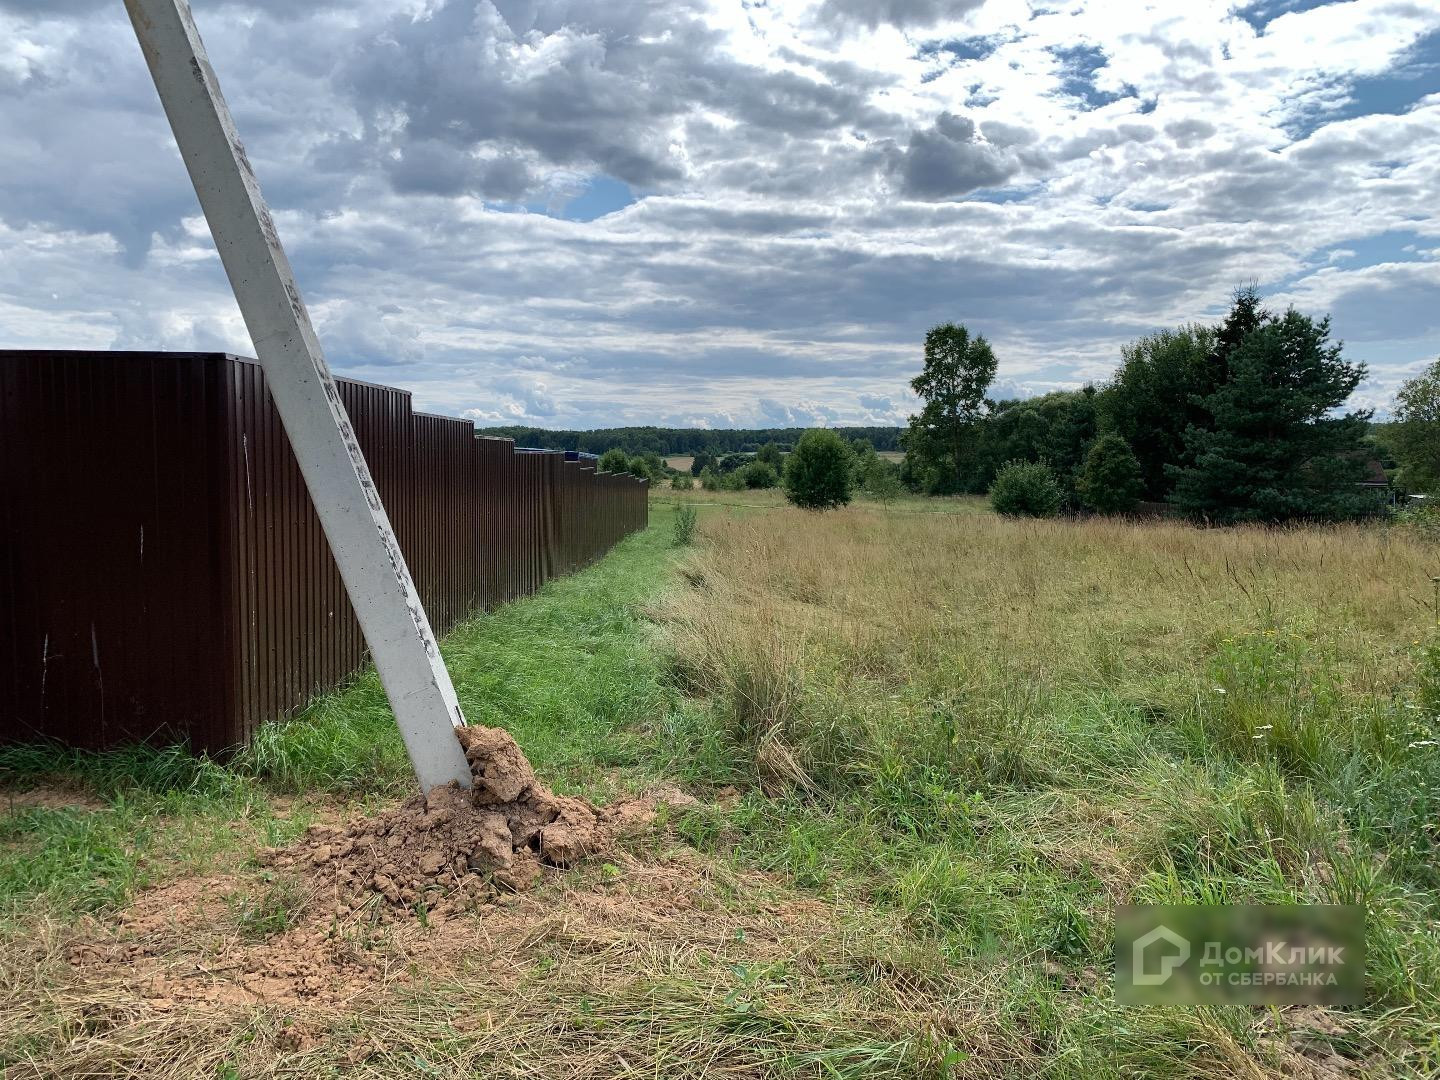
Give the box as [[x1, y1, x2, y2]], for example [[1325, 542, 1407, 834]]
[[1, 784, 106, 814], [260, 724, 690, 911], [61, 726, 705, 1010]]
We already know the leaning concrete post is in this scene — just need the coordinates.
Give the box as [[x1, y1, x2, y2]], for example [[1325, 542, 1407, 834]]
[[124, 0, 471, 791]]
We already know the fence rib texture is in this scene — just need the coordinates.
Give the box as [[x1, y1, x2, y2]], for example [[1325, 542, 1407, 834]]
[[0, 350, 648, 754]]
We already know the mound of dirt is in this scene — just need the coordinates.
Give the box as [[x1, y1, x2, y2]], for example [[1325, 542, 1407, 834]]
[[256, 725, 686, 916]]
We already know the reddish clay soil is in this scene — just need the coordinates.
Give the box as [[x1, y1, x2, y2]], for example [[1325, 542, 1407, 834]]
[[63, 725, 708, 1008], [256, 724, 680, 914]]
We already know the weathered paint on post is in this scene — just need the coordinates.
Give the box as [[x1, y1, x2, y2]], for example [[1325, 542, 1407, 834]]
[[122, 0, 471, 791]]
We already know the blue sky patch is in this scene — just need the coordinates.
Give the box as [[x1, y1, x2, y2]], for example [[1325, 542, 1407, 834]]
[[558, 177, 638, 222], [1329, 30, 1440, 122], [1235, 0, 1342, 35], [917, 35, 1010, 64], [1048, 44, 1132, 109], [1318, 229, 1433, 267]]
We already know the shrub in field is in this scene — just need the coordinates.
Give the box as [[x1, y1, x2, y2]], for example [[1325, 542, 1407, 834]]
[[863, 462, 903, 503], [783, 429, 854, 510], [699, 466, 722, 491], [628, 453, 667, 482], [1393, 505, 1440, 543], [1076, 434, 1143, 514], [741, 460, 780, 489], [1420, 635, 1440, 716], [672, 505, 698, 546], [671, 472, 694, 491], [598, 447, 629, 474], [989, 459, 1062, 517]]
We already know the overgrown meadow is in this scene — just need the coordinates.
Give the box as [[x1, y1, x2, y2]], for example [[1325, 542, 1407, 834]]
[[656, 494, 1440, 1074]]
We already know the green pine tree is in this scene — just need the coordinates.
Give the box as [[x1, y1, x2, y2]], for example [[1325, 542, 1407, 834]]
[[1168, 309, 1373, 523]]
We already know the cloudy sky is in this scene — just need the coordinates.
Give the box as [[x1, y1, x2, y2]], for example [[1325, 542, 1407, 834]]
[[1, 0, 1437, 428]]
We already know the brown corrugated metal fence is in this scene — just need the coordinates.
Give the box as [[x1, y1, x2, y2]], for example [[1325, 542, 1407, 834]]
[[0, 350, 649, 755]]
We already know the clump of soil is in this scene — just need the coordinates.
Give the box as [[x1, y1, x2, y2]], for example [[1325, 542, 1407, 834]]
[[257, 725, 682, 916]]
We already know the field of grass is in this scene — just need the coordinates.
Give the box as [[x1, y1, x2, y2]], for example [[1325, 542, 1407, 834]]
[[3, 493, 1439, 1077]]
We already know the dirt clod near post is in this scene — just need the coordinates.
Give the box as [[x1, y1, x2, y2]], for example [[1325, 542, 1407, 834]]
[[257, 725, 688, 917]]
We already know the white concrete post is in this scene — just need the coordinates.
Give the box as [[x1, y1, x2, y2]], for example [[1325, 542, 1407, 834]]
[[124, 0, 472, 792]]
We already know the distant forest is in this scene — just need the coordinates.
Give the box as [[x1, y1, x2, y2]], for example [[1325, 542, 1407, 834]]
[[475, 425, 905, 456]]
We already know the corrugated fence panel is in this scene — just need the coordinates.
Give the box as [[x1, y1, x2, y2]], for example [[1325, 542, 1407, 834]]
[[1, 350, 649, 755], [1, 352, 234, 751]]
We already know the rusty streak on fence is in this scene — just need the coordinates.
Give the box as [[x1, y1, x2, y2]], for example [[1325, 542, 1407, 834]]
[[0, 351, 648, 755]]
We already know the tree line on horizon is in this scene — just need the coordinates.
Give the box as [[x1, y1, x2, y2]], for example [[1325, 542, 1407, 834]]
[[473, 424, 904, 457]]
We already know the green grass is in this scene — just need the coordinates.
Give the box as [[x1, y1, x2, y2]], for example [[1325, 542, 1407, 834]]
[[653, 498, 1440, 1076], [5, 496, 1440, 1077], [0, 510, 682, 923], [236, 506, 680, 795]]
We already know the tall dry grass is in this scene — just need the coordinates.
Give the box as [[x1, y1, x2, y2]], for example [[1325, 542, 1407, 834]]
[[668, 508, 1436, 785], [657, 504, 1440, 1072]]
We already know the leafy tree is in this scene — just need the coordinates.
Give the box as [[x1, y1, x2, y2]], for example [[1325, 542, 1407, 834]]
[[641, 451, 667, 478], [740, 460, 780, 489], [1387, 359, 1440, 494], [598, 447, 629, 474], [1168, 308, 1373, 523], [1076, 434, 1144, 514], [904, 323, 998, 494], [756, 442, 784, 469], [849, 439, 878, 485], [862, 460, 903, 503], [968, 388, 1099, 499], [717, 452, 750, 474], [671, 472, 694, 491], [784, 429, 854, 510], [989, 460, 1063, 517], [691, 452, 715, 477], [626, 453, 665, 482], [849, 438, 903, 501], [699, 465, 722, 491], [1099, 325, 1217, 500]]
